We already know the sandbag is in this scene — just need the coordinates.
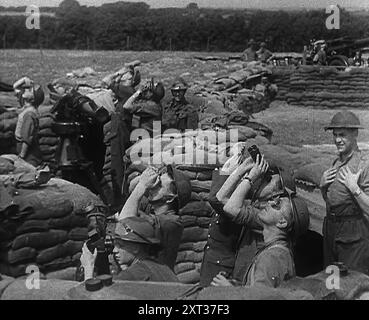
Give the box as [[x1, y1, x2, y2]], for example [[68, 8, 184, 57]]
[[176, 250, 204, 263], [174, 262, 196, 274], [196, 171, 213, 181], [2, 247, 37, 265], [0, 263, 27, 278], [16, 220, 50, 235], [197, 192, 210, 201], [68, 228, 88, 241], [39, 137, 59, 146], [12, 230, 68, 251], [181, 227, 209, 242], [40, 256, 75, 273], [190, 180, 212, 193], [177, 269, 200, 284], [48, 215, 88, 230], [180, 201, 213, 217], [180, 215, 198, 228], [36, 240, 83, 264]]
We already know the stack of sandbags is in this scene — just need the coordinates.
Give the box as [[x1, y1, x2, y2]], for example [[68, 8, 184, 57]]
[[205, 61, 272, 92], [271, 67, 294, 101], [37, 105, 60, 165], [174, 166, 215, 284], [0, 178, 104, 278], [273, 66, 369, 108], [0, 109, 17, 155]]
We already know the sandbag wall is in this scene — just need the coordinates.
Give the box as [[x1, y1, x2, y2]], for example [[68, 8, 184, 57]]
[[0, 109, 17, 155], [0, 179, 104, 278], [174, 165, 214, 284], [37, 105, 60, 165], [0, 92, 18, 155], [272, 66, 369, 108], [0, 103, 59, 164]]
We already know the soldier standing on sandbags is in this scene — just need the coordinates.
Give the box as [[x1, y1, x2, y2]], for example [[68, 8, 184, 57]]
[[13, 77, 45, 167], [162, 79, 198, 132], [241, 38, 258, 62], [117, 165, 192, 270], [79, 216, 179, 282], [320, 111, 369, 275]]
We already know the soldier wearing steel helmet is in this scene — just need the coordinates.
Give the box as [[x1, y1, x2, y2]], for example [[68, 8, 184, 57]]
[[162, 78, 198, 132], [13, 77, 45, 167], [79, 216, 179, 282], [320, 111, 369, 275]]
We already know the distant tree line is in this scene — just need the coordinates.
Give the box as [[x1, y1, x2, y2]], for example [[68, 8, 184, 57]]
[[0, 0, 369, 52]]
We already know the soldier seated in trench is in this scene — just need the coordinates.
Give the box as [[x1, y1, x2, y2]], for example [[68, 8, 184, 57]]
[[116, 165, 192, 271], [211, 155, 310, 288]]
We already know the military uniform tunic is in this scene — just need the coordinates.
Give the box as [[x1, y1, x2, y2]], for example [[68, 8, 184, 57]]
[[323, 149, 369, 275], [243, 238, 295, 287], [15, 106, 42, 167], [162, 100, 198, 132], [114, 258, 179, 282]]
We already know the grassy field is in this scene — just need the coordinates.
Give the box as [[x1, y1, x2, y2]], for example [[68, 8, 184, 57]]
[[255, 102, 369, 146], [1, 49, 369, 147]]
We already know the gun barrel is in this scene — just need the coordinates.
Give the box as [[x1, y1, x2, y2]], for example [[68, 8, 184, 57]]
[[354, 37, 369, 47]]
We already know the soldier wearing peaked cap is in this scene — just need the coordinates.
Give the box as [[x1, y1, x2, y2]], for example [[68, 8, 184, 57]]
[[80, 216, 179, 282], [320, 111, 369, 275]]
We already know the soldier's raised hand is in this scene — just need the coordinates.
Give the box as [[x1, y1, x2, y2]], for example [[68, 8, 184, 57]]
[[138, 167, 159, 190], [320, 167, 338, 189], [248, 154, 269, 182]]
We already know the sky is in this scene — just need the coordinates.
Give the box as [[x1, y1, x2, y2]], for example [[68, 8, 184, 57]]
[[0, 0, 369, 9]]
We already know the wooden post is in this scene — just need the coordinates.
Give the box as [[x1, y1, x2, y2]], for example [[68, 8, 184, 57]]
[[206, 37, 210, 51], [169, 38, 172, 51], [127, 36, 130, 50]]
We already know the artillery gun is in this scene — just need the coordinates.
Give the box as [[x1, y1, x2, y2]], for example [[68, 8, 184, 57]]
[[305, 37, 369, 66]]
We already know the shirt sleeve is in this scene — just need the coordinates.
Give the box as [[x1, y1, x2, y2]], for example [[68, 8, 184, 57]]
[[358, 160, 369, 194], [19, 112, 37, 145], [232, 202, 262, 229]]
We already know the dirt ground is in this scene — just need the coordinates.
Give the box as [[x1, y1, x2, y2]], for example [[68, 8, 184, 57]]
[[1, 49, 369, 147]]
